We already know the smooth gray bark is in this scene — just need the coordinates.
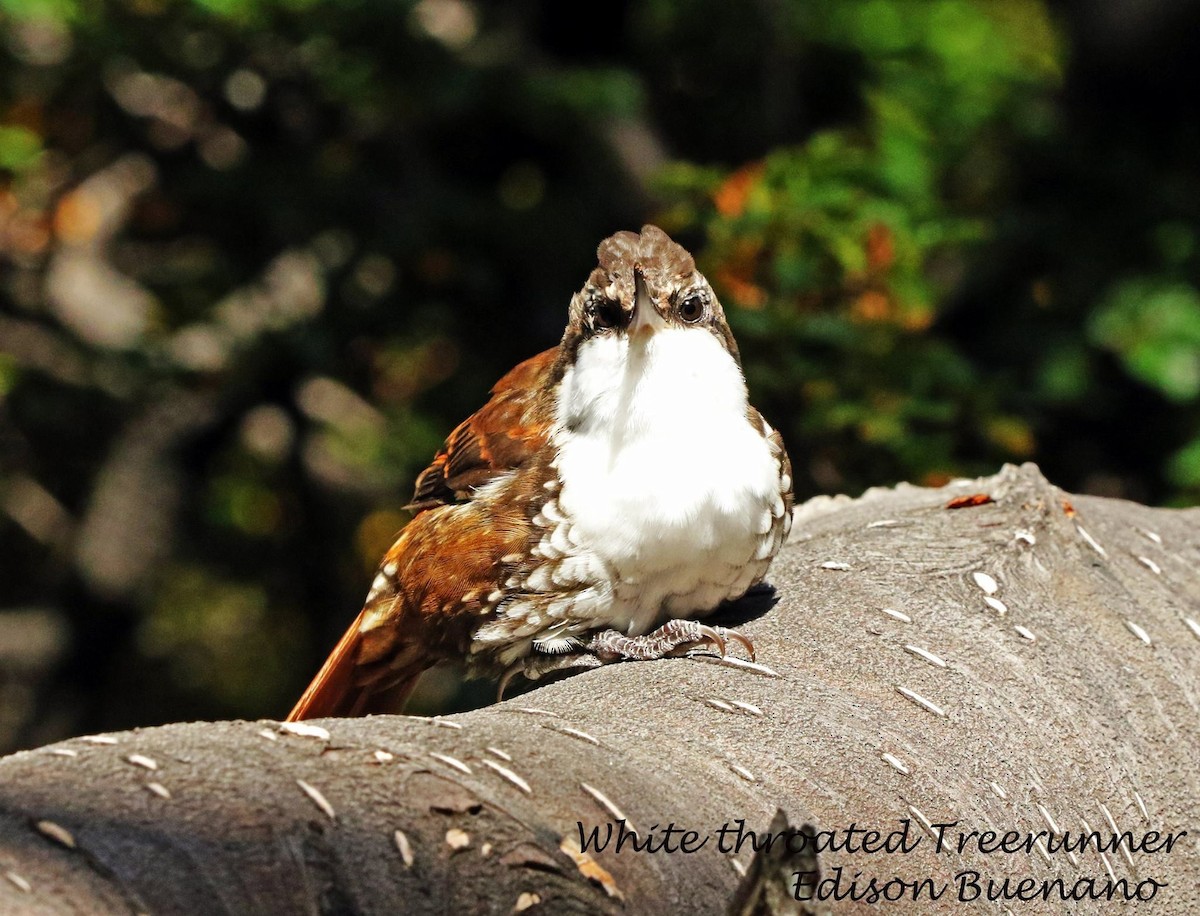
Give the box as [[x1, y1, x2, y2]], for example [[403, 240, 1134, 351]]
[[1, 463, 1197, 914]]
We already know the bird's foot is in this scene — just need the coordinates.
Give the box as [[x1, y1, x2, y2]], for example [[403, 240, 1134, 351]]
[[497, 651, 602, 700], [495, 620, 755, 700], [588, 618, 755, 663]]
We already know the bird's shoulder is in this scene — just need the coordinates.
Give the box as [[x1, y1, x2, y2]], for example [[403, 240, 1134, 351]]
[[407, 346, 560, 511]]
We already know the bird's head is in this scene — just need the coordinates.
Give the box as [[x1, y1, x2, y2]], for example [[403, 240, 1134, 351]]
[[561, 225, 739, 365]]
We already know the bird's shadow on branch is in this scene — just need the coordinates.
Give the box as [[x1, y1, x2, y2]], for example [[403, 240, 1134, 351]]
[[712, 581, 781, 629]]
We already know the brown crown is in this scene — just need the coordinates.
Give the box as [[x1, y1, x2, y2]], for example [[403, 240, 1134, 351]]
[[594, 224, 696, 285]]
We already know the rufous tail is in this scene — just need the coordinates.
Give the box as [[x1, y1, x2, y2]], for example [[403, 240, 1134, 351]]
[[286, 610, 423, 720]]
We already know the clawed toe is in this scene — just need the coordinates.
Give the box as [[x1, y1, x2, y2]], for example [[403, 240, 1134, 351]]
[[684, 624, 755, 662], [694, 624, 726, 658], [720, 627, 756, 662], [497, 652, 602, 700], [497, 619, 757, 700], [588, 619, 755, 663]]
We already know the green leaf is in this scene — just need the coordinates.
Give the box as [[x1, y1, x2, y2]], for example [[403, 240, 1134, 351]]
[[1168, 436, 1200, 488], [0, 126, 42, 172], [1089, 279, 1200, 402]]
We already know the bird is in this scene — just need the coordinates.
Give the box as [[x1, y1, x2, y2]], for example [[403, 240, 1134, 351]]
[[287, 225, 793, 720]]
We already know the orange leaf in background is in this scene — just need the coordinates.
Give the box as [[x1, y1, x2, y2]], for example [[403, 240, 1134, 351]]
[[900, 308, 934, 331], [713, 161, 764, 218], [922, 470, 953, 487], [850, 289, 892, 322], [715, 268, 767, 309], [866, 221, 895, 272], [986, 418, 1036, 457], [1061, 498, 1076, 518], [946, 493, 995, 509], [713, 236, 768, 309], [54, 190, 102, 245]]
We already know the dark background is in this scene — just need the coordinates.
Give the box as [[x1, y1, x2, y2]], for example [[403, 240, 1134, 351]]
[[2, 0, 1199, 753]]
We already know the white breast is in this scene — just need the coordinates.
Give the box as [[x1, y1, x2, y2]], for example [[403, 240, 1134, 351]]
[[545, 327, 783, 636]]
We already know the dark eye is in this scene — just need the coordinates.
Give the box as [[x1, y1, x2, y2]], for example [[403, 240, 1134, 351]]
[[591, 300, 622, 330], [677, 294, 705, 323]]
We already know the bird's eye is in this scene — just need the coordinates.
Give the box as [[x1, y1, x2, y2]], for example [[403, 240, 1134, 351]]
[[591, 301, 622, 330], [677, 294, 705, 323]]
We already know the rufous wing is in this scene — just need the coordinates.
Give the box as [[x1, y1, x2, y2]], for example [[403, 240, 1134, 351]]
[[288, 346, 556, 720], [407, 347, 559, 510], [287, 499, 534, 719]]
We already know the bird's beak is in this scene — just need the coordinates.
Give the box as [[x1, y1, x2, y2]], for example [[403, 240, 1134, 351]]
[[629, 267, 666, 337]]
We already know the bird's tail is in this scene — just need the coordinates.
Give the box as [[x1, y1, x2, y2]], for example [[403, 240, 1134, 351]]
[[286, 609, 424, 720]]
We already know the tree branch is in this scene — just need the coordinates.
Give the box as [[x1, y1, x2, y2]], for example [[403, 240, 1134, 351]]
[[1, 464, 1197, 914]]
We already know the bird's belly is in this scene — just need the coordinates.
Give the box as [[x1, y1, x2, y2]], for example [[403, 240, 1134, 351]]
[[546, 419, 783, 635], [470, 407, 786, 666]]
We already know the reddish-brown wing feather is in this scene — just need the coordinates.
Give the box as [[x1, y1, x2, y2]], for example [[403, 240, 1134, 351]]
[[407, 347, 559, 510], [286, 498, 534, 720], [287, 349, 558, 721]]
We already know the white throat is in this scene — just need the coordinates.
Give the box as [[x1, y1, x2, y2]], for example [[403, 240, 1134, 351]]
[[557, 327, 748, 454]]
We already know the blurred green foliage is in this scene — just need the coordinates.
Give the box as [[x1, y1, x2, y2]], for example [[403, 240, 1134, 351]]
[[654, 0, 1062, 489], [1090, 280, 1200, 402], [1, 0, 1198, 751]]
